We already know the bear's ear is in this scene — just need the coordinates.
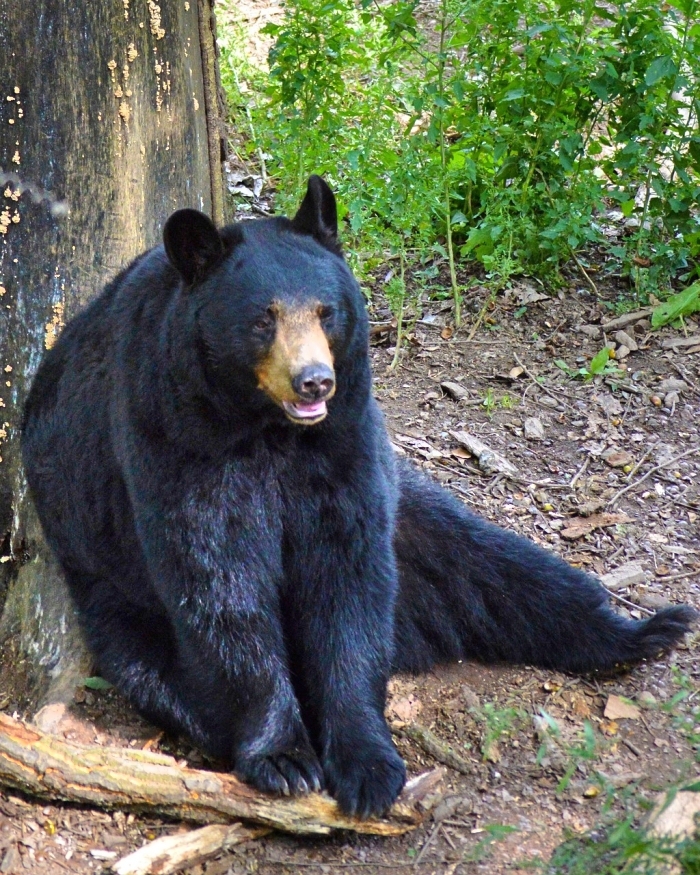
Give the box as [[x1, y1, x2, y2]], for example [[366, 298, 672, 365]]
[[290, 175, 341, 254], [163, 208, 224, 285]]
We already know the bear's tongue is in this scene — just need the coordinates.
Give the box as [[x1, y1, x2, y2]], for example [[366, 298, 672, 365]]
[[283, 400, 327, 420]]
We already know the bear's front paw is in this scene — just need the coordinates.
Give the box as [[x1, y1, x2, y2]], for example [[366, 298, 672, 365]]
[[235, 744, 324, 797], [324, 741, 406, 819]]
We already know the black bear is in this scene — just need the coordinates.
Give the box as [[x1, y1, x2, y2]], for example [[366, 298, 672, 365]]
[[22, 176, 695, 819]]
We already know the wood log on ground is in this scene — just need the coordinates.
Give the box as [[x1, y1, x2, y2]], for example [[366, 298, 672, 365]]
[[111, 823, 270, 875], [0, 713, 443, 836]]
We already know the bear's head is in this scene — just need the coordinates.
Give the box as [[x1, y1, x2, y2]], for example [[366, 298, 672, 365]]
[[163, 176, 366, 426]]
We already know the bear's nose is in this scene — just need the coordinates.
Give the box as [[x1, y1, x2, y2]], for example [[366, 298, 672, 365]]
[[292, 364, 335, 401]]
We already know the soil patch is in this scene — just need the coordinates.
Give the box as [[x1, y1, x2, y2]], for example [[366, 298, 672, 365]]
[[0, 265, 698, 875]]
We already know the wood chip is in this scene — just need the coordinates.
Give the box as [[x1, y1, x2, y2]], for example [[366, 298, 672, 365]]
[[560, 512, 632, 540], [523, 417, 544, 440], [601, 308, 653, 330], [661, 334, 700, 350], [449, 431, 518, 476], [393, 723, 472, 776], [602, 448, 634, 468], [387, 695, 423, 722], [440, 381, 468, 401], [601, 562, 646, 591], [111, 824, 265, 875], [604, 695, 641, 720]]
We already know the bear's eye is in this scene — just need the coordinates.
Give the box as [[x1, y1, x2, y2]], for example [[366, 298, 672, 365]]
[[319, 306, 334, 326], [253, 309, 275, 333]]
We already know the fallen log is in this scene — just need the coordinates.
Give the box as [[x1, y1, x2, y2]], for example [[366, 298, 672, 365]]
[[0, 713, 443, 836], [111, 823, 269, 875]]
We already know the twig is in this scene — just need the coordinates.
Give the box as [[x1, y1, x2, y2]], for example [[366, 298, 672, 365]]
[[413, 823, 441, 867], [445, 338, 519, 345], [621, 738, 642, 758], [392, 723, 473, 776], [369, 321, 393, 336], [624, 445, 656, 484], [265, 862, 444, 869], [569, 455, 590, 490], [655, 569, 700, 582], [601, 585, 653, 616], [466, 289, 497, 342], [447, 482, 476, 501], [571, 252, 600, 297], [604, 378, 646, 396], [639, 714, 654, 737], [608, 447, 700, 507], [0, 713, 441, 837], [485, 473, 506, 495], [512, 351, 564, 408], [542, 319, 568, 344], [441, 826, 457, 850], [667, 359, 698, 394], [112, 824, 267, 875]]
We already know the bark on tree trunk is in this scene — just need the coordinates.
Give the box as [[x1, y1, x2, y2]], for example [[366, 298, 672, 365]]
[[0, 0, 226, 706]]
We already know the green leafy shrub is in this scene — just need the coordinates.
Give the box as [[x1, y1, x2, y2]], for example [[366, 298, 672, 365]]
[[219, 0, 700, 303]]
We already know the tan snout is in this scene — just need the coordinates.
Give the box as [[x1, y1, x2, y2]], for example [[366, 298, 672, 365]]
[[255, 303, 335, 423]]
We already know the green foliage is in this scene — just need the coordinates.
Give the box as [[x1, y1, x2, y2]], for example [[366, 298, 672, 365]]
[[384, 252, 412, 368], [663, 668, 700, 759], [651, 282, 700, 328], [549, 817, 700, 874], [534, 711, 601, 793], [470, 700, 524, 760], [555, 346, 621, 380], [547, 674, 700, 873], [557, 719, 598, 793], [82, 676, 113, 691], [463, 824, 519, 863], [220, 0, 700, 300], [482, 389, 515, 415]]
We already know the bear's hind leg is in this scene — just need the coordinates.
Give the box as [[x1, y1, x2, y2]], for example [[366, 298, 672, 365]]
[[392, 462, 696, 674]]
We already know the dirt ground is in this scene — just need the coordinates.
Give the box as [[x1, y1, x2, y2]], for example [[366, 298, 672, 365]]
[[0, 244, 698, 874]]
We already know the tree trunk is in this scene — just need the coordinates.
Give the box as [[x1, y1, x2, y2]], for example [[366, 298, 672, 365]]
[[0, 0, 227, 707]]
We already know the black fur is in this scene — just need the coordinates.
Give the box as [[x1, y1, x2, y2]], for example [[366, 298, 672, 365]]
[[22, 176, 695, 818]]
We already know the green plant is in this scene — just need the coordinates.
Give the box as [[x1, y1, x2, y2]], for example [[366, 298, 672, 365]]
[[482, 388, 496, 415], [463, 824, 519, 863], [558, 720, 598, 793], [471, 701, 524, 760], [220, 0, 700, 300], [385, 252, 408, 368], [555, 346, 622, 380], [535, 712, 600, 793], [82, 676, 113, 690], [549, 813, 700, 874], [663, 668, 700, 759], [595, 0, 700, 294], [651, 281, 700, 328], [481, 389, 515, 415]]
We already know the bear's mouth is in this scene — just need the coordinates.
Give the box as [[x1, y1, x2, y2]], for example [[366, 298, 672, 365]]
[[282, 400, 328, 424]]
